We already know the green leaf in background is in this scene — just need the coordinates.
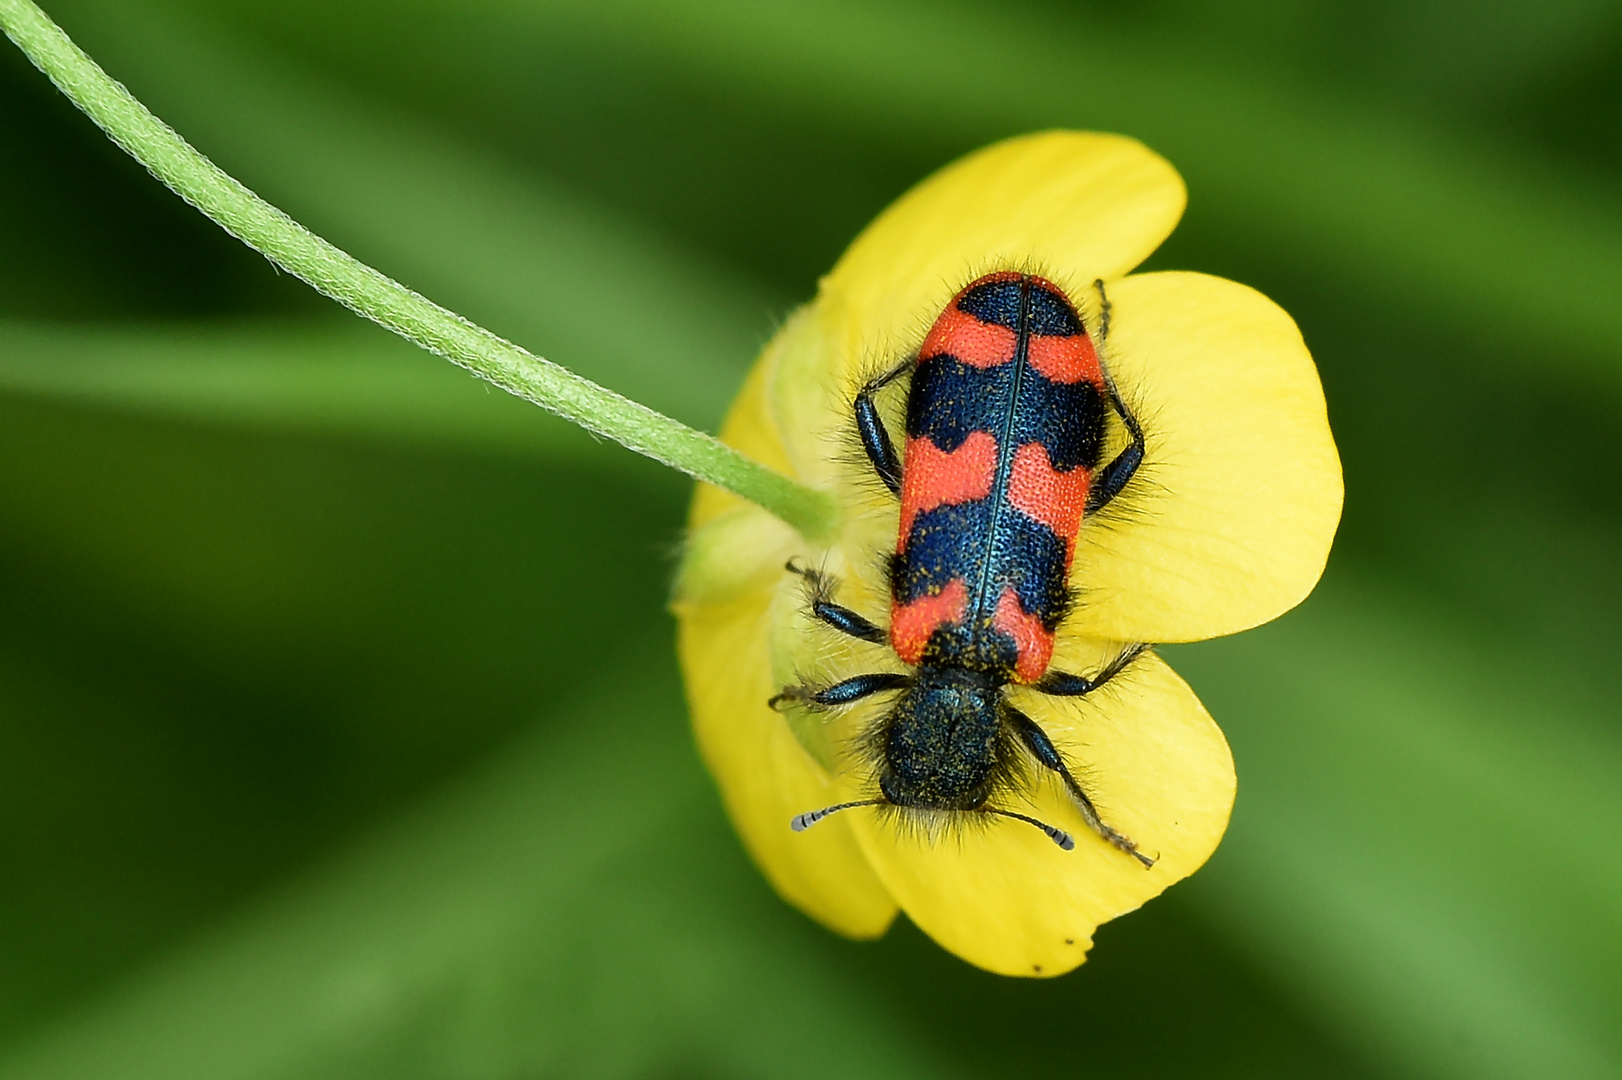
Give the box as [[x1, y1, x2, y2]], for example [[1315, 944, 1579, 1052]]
[[0, 641, 945, 1080], [16, 0, 783, 430], [0, 321, 606, 459], [1175, 576, 1622, 1079], [2, 0, 1620, 1078], [180, 0, 1622, 389]]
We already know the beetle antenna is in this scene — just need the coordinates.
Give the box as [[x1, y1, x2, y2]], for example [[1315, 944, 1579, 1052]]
[[790, 800, 884, 832], [986, 808, 1075, 850]]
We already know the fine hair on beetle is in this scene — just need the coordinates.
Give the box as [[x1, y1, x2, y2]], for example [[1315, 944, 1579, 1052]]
[[852, 685, 1042, 843], [779, 267, 1161, 863], [839, 270, 1164, 523], [772, 565, 1076, 852], [835, 274, 1163, 633], [781, 621, 1151, 851]]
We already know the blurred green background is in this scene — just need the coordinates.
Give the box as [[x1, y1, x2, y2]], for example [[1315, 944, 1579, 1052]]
[[2, 0, 1620, 1076]]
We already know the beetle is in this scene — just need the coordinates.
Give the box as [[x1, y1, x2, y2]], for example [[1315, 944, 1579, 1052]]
[[771, 271, 1154, 865]]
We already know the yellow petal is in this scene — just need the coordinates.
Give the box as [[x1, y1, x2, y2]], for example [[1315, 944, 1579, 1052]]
[[675, 323, 897, 939], [1066, 271, 1343, 642], [797, 131, 1185, 439], [676, 585, 897, 939], [675, 134, 1325, 968], [846, 644, 1234, 976]]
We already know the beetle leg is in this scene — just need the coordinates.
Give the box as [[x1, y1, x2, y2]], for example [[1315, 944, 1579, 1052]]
[[853, 359, 912, 496], [1005, 704, 1155, 868], [1033, 642, 1150, 697], [785, 560, 887, 644], [770, 671, 912, 711], [1086, 279, 1146, 516]]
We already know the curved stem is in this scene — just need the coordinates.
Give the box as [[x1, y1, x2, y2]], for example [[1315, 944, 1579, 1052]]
[[0, 0, 839, 541]]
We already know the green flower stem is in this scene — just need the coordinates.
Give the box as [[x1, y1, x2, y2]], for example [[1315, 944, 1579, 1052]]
[[0, 0, 839, 541]]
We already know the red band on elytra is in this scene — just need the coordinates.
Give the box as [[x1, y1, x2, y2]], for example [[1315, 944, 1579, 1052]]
[[1027, 333, 1102, 385], [890, 578, 970, 666], [1007, 442, 1090, 566], [898, 431, 998, 550], [919, 306, 1017, 369], [993, 587, 1055, 683]]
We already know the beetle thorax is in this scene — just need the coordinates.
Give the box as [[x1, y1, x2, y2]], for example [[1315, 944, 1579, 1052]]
[[879, 669, 1004, 812]]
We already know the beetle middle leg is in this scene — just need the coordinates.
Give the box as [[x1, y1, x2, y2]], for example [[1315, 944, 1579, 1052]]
[[785, 559, 887, 644], [771, 561, 901, 710]]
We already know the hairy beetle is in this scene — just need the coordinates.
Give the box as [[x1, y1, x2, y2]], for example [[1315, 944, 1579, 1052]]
[[772, 272, 1153, 865]]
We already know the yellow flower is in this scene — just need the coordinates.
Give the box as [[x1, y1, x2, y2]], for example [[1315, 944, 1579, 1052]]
[[672, 132, 1342, 977]]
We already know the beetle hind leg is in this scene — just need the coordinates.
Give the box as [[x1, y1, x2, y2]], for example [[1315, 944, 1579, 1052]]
[[1034, 642, 1150, 698]]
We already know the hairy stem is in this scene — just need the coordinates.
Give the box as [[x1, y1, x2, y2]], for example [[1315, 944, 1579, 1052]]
[[0, 0, 839, 540]]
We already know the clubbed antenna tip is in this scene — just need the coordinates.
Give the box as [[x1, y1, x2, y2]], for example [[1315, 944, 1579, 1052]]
[[790, 799, 883, 832], [987, 808, 1075, 851]]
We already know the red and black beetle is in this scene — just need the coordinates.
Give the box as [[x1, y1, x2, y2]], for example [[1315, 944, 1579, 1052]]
[[772, 272, 1154, 865]]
